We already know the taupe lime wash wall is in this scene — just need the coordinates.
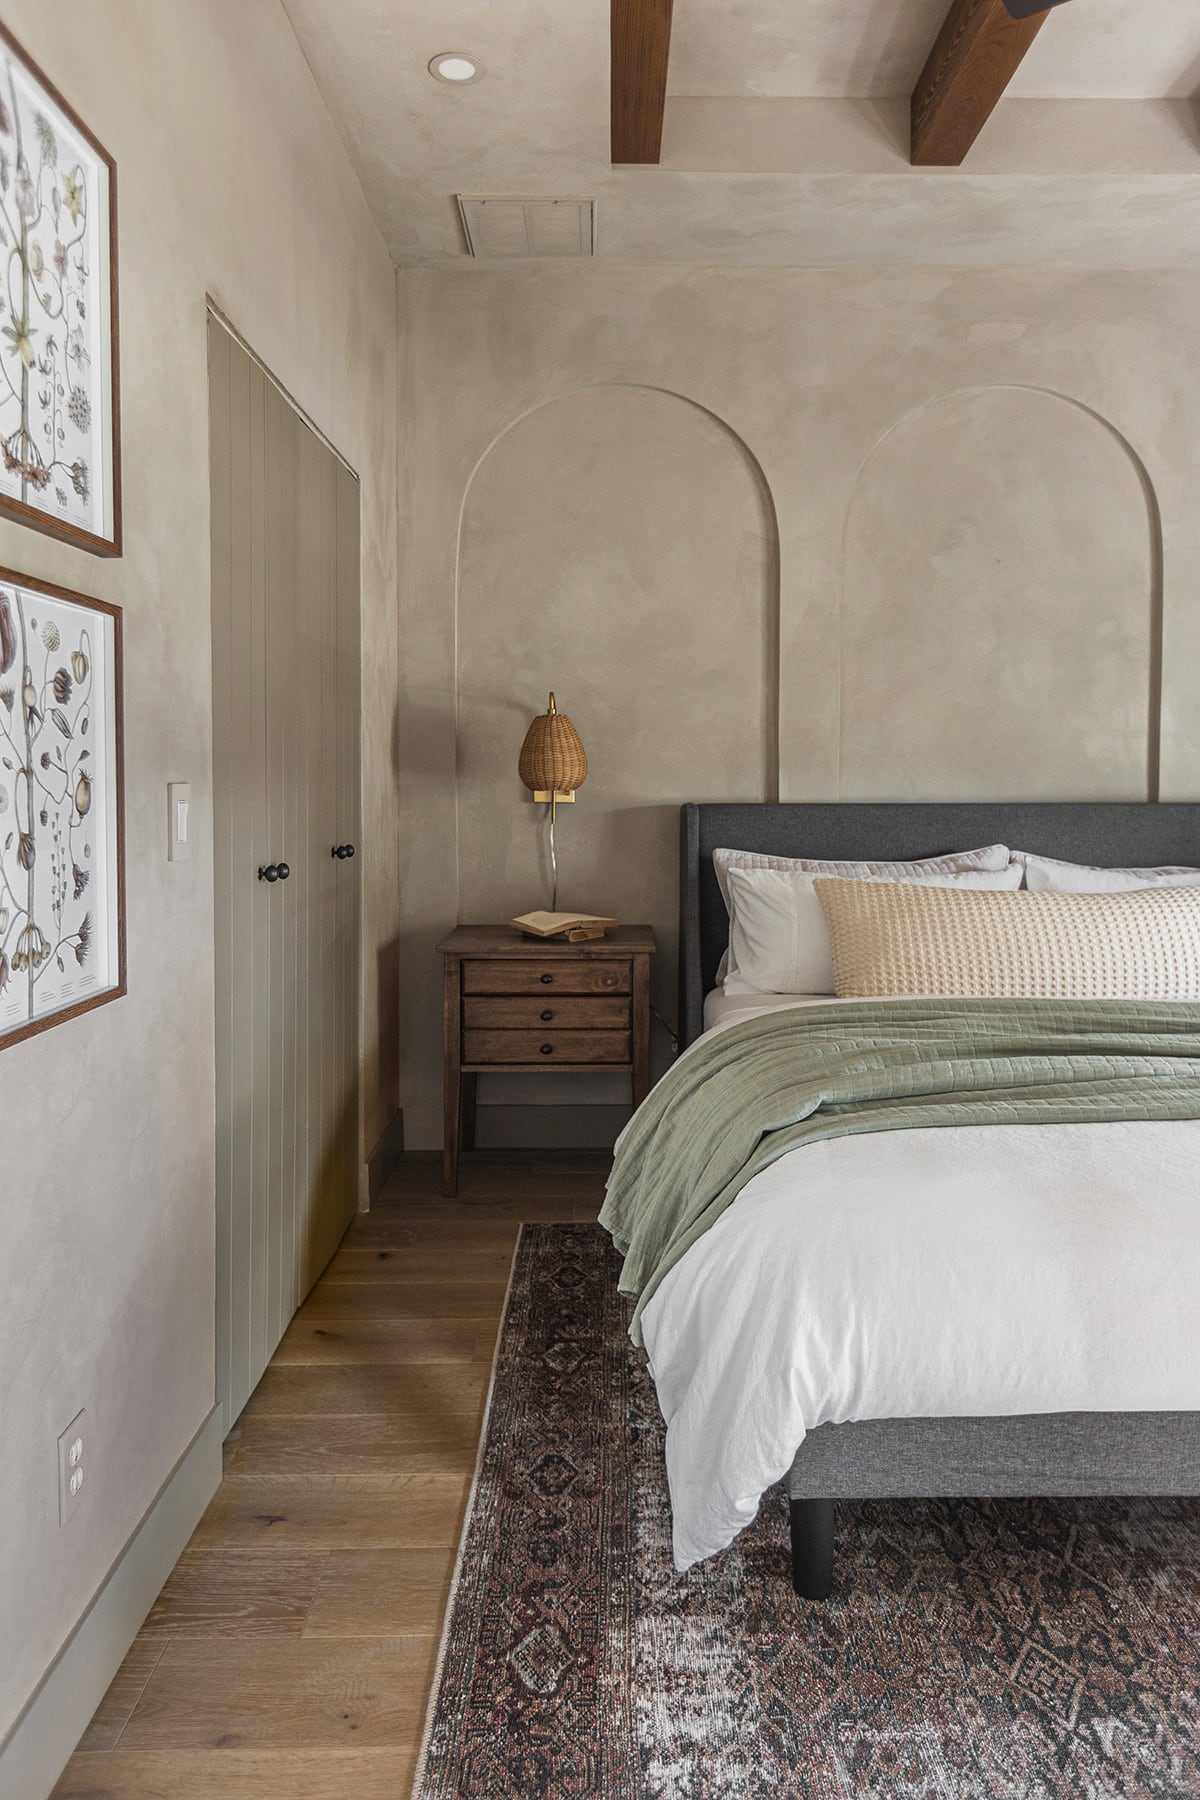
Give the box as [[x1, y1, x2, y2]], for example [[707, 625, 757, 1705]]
[[396, 262, 1200, 1148], [0, 0, 398, 1754]]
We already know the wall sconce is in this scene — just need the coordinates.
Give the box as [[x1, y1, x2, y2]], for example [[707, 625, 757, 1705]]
[[518, 691, 588, 909]]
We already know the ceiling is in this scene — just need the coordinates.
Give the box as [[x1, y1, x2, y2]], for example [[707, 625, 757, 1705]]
[[669, 0, 1200, 101], [280, 0, 1200, 267]]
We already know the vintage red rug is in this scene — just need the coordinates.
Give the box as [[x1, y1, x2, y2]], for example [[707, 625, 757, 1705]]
[[413, 1224, 1200, 1798]]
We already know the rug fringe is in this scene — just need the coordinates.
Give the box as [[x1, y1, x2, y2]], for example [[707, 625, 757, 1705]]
[[410, 1223, 524, 1799]]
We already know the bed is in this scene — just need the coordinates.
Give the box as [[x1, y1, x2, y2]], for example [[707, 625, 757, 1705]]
[[605, 803, 1200, 1599]]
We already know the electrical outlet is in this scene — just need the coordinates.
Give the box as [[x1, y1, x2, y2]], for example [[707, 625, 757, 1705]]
[[57, 1409, 87, 1525]]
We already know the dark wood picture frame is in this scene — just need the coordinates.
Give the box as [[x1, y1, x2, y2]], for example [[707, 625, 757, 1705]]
[[0, 565, 125, 1051], [0, 21, 120, 557]]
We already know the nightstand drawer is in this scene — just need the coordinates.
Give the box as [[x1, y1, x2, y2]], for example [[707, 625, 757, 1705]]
[[463, 1028, 632, 1065], [462, 958, 632, 997], [463, 995, 631, 1030]]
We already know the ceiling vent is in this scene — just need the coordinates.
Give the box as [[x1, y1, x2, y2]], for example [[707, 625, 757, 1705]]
[[456, 195, 596, 259]]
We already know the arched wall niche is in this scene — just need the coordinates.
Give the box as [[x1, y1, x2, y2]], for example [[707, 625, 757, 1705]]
[[454, 384, 781, 1022], [839, 385, 1163, 802]]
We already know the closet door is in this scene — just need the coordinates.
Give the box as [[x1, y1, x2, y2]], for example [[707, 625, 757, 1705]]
[[209, 315, 361, 1428]]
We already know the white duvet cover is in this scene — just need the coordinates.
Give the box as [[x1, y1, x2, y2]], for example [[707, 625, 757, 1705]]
[[638, 996, 1200, 1570]]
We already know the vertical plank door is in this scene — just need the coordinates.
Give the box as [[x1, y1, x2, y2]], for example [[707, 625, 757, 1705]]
[[208, 313, 362, 1429]]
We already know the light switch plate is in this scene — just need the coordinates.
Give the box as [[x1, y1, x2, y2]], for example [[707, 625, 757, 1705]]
[[168, 783, 191, 862]]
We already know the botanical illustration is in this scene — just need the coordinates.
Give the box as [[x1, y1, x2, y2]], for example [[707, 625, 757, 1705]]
[[0, 32, 113, 543], [0, 576, 118, 1042]]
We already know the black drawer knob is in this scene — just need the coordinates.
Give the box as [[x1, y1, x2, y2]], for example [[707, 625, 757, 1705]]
[[539, 972, 554, 985], [540, 1042, 553, 1055], [540, 1009, 553, 1022]]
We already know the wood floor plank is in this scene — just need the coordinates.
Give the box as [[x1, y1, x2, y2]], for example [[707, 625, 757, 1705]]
[[344, 1221, 417, 1247], [379, 1160, 607, 1203], [240, 1361, 488, 1418], [191, 1474, 470, 1551], [391, 1195, 604, 1222], [304, 1547, 458, 1638], [321, 1242, 516, 1283], [407, 1217, 524, 1248], [293, 1279, 510, 1322], [115, 1638, 437, 1752], [142, 1548, 328, 1638], [338, 1216, 521, 1254], [535, 1154, 612, 1173], [75, 1637, 166, 1753], [54, 1746, 417, 1800], [272, 1315, 496, 1364], [224, 1414, 483, 1478], [320, 1211, 420, 1247]]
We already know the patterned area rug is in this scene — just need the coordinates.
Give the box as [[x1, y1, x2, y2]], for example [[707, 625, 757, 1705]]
[[414, 1224, 1200, 1798]]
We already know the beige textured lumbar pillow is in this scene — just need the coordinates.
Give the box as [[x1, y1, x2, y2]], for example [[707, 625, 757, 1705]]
[[813, 877, 1200, 1000]]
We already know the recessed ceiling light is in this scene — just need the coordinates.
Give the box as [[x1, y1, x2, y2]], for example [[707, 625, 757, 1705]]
[[429, 52, 482, 85]]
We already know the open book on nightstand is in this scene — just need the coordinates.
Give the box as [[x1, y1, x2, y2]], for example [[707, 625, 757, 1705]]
[[511, 910, 620, 943]]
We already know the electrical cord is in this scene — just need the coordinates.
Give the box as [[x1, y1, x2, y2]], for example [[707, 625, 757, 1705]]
[[651, 1004, 679, 1056]]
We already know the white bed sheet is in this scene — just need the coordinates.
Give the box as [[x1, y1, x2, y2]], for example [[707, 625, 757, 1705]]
[[702, 987, 834, 1030], [639, 997, 1200, 1570]]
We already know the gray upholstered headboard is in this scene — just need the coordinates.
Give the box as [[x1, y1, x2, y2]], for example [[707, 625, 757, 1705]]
[[679, 802, 1200, 1047]]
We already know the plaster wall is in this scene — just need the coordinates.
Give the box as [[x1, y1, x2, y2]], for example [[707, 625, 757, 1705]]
[[397, 262, 1200, 1148], [456, 385, 777, 1045], [0, 0, 398, 1745]]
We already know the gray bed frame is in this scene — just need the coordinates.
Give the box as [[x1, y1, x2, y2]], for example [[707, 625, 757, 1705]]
[[679, 802, 1200, 1598]]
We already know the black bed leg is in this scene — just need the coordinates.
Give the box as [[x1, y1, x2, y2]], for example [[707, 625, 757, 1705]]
[[790, 1497, 835, 1600]]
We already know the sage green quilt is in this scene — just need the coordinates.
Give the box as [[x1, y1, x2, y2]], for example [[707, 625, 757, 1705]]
[[599, 998, 1200, 1343]]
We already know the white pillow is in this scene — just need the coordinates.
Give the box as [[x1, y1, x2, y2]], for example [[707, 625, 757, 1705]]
[[712, 842, 1012, 912], [1017, 851, 1200, 894], [725, 861, 1024, 997], [713, 842, 1012, 985]]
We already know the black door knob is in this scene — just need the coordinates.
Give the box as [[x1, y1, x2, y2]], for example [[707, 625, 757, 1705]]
[[539, 1042, 554, 1055], [332, 843, 357, 860], [540, 1009, 553, 1022]]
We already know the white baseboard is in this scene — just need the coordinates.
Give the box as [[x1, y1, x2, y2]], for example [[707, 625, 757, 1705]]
[[0, 1405, 224, 1800]]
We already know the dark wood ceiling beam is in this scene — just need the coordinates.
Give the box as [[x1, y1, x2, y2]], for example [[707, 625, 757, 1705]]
[[611, 0, 675, 165], [910, 0, 1071, 167]]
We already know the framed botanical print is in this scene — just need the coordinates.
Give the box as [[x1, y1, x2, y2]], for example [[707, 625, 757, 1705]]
[[0, 23, 119, 555], [0, 567, 124, 1049]]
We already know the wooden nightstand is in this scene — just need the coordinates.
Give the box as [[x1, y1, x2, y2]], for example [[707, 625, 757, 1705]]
[[436, 924, 656, 1196]]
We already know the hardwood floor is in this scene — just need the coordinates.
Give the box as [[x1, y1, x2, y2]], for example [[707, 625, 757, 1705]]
[[53, 1152, 608, 1800]]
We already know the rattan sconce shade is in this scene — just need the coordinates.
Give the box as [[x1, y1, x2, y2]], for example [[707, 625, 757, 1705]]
[[518, 692, 588, 793]]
